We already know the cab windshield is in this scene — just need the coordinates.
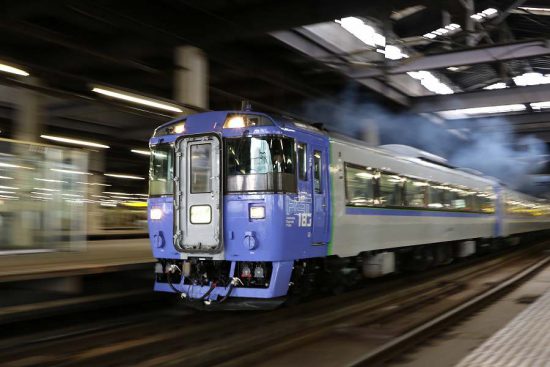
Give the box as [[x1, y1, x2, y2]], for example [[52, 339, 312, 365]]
[[225, 136, 296, 193], [149, 144, 174, 196]]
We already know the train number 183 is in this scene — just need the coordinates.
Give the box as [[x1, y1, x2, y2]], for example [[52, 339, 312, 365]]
[[297, 213, 312, 227]]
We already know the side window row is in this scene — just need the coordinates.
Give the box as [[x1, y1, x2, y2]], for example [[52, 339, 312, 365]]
[[344, 162, 496, 213]]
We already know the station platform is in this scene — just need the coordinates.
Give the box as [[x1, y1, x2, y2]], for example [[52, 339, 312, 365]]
[[0, 238, 152, 283], [457, 279, 550, 367]]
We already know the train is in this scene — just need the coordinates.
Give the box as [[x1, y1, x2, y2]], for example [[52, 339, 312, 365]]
[[147, 108, 550, 309]]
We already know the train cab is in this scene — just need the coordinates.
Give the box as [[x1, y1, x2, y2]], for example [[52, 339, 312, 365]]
[[147, 110, 331, 308]]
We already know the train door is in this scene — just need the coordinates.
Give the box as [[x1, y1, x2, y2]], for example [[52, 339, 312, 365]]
[[311, 145, 329, 244], [174, 134, 222, 253]]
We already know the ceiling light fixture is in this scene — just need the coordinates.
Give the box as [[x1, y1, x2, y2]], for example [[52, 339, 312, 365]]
[[483, 82, 507, 90], [76, 181, 112, 187], [131, 149, 151, 156], [530, 101, 550, 110], [381, 45, 409, 60], [92, 86, 183, 113], [471, 8, 498, 21], [104, 173, 145, 180], [513, 72, 550, 86], [0, 63, 29, 76], [438, 104, 526, 119], [423, 23, 461, 39], [335, 17, 386, 47], [34, 178, 67, 183], [40, 135, 110, 149], [407, 70, 454, 95], [50, 168, 92, 176]]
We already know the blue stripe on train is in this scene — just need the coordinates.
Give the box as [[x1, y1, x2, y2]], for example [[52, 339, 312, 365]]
[[346, 207, 491, 218]]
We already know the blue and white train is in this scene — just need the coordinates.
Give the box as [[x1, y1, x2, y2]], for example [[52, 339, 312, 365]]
[[147, 109, 550, 309]]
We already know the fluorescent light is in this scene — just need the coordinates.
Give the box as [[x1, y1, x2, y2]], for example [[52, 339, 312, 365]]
[[335, 17, 386, 47], [438, 104, 526, 119], [104, 173, 145, 180], [50, 168, 92, 176], [0, 194, 19, 200], [447, 67, 460, 72], [0, 162, 33, 169], [0, 190, 16, 194], [423, 23, 461, 39], [483, 82, 507, 90], [530, 101, 550, 111], [517, 6, 550, 15], [34, 178, 67, 183], [76, 181, 112, 187], [33, 187, 59, 192], [384, 45, 409, 60], [0, 63, 29, 76], [0, 185, 19, 190], [0, 176, 14, 180], [407, 70, 454, 95], [513, 72, 550, 86], [471, 8, 498, 21], [62, 193, 82, 197], [31, 191, 53, 196], [40, 135, 109, 149], [92, 87, 183, 113], [131, 149, 151, 156]]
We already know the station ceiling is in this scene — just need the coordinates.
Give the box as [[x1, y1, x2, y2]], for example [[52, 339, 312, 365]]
[[2, 0, 550, 189]]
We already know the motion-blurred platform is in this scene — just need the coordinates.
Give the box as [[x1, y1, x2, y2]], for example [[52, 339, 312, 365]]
[[0, 238, 152, 283]]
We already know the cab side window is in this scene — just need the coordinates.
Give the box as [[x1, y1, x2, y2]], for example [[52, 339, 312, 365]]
[[297, 142, 307, 180], [313, 150, 322, 193]]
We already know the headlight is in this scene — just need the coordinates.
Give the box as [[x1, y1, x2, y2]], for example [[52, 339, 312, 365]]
[[173, 123, 185, 134], [250, 206, 265, 219], [150, 207, 163, 220], [224, 116, 246, 128], [190, 205, 212, 224]]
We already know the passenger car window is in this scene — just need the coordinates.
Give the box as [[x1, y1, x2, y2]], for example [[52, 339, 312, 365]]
[[378, 173, 404, 207], [344, 163, 375, 206], [404, 179, 427, 208]]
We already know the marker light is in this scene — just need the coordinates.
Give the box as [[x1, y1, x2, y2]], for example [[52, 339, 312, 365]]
[[174, 124, 185, 134], [150, 207, 163, 220], [224, 116, 246, 129], [92, 87, 183, 113], [190, 205, 212, 224], [250, 206, 266, 219], [40, 135, 110, 149], [0, 63, 29, 76]]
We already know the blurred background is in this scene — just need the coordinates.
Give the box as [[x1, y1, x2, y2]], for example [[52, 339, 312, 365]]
[[2, 1, 550, 365]]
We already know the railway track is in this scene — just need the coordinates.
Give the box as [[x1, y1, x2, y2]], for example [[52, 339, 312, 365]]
[[1, 240, 549, 367]]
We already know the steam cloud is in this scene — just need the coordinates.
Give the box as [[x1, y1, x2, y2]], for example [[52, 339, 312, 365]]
[[298, 89, 547, 193]]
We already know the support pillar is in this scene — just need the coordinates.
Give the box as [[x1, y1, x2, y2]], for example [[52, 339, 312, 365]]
[[14, 79, 42, 142], [174, 46, 209, 109], [11, 81, 43, 247]]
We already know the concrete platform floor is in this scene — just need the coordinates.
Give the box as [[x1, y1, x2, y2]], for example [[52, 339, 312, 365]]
[[388, 264, 550, 367]]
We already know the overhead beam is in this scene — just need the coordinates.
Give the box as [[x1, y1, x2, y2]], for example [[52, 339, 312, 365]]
[[351, 40, 550, 78], [272, 30, 410, 106], [411, 84, 550, 113]]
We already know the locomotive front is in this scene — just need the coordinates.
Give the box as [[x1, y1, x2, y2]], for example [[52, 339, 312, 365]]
[[148, 111, 330, 309]]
